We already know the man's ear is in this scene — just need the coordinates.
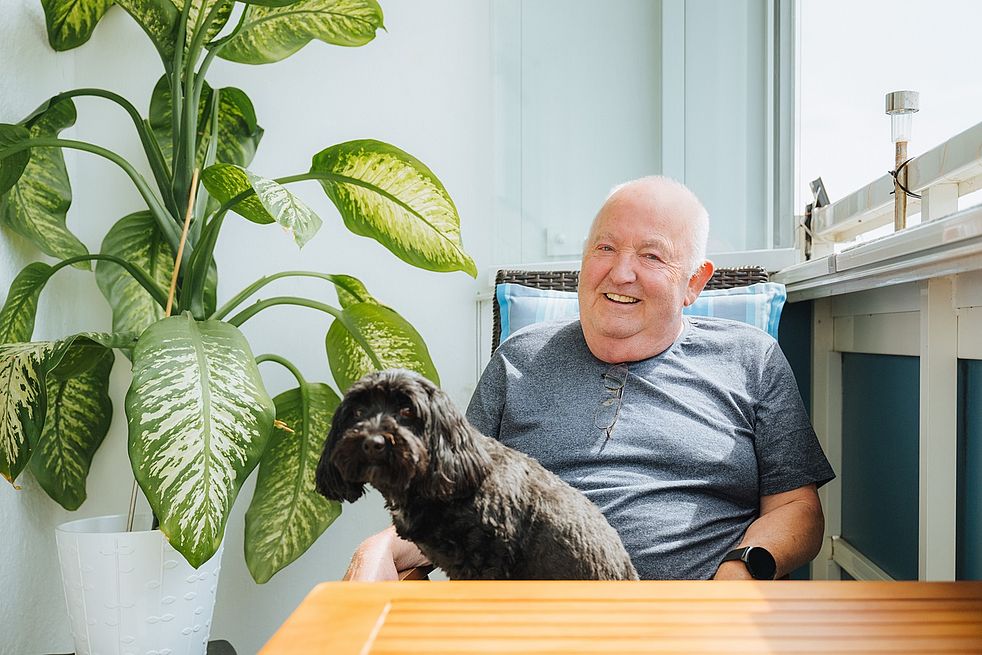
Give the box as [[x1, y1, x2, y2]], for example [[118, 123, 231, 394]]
[[683, 260, 715, 307]]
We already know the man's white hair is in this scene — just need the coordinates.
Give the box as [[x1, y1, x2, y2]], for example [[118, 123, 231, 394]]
[[594, 175, 709, 275]]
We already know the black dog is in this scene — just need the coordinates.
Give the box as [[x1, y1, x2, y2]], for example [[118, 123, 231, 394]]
[[315, 369, 639, 580]]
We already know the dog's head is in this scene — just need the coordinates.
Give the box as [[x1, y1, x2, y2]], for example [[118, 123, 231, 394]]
[[315, 369, 491, 503]]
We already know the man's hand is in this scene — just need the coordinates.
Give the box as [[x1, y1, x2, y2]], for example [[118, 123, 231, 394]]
[[343, 525, 431, 581]]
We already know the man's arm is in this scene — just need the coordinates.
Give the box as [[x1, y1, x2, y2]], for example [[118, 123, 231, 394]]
[[713, 483, 824, 580], [342, 525, 432, 581]]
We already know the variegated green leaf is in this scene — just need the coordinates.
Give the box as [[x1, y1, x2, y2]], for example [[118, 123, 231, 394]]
[[96, 212, 217, 337], [311, 140, 476, 277], [0, 263, 55, 345], [183, 0, 233, 49], [47, 331, 136, 378], [202, 164, 322, 247], [0, 99, 89, 269], [40, 0, 114, 51], [0, 124, 32, 198], [126, 314, 274, 567], [329, 273, 377, 309], [111, 0, 180, 65], [245, 383, 341, 583], [96, 212, 173, 337], [0, 342, 54, 483], [29, 348, 113, 510], [216, 0, 383, 65], [114, 0, 232, 65], [238, 0, 303, 6], [326, 302, 438, 392], [149, 76, 263, 174]]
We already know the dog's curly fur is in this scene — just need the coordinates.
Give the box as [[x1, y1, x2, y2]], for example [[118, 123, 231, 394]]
[[315, 369, 639, 580]]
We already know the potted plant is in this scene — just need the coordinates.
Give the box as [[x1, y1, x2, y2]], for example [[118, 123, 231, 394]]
[[0, 0, 475, 652]]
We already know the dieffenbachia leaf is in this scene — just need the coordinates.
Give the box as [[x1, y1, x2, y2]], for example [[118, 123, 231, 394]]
[[39, 0, 114, 51], [149, 76, 263, 174], [0, 342, 55, 483], [201, 163, 322, 247], [245, 383, 341, 583], [216, 0, 383, 65], [29, 348, 114, 510], [0, 99, 89, 269], [110, 0, 180, 66], [0, 263, 55, 345], [114, 0, 233, 65], [236, 0, 303, 6], [326, 302, 439, 392], [96, 212, 173, 337], [311, 140, 476, 277], [0, 124, 33, 198], [96, 211, 217, 337], [328, 273, 377, 309], [126, 313, 275, 567]]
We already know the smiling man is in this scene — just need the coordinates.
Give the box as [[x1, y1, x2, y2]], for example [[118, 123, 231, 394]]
[[343, 176, 834, 581]]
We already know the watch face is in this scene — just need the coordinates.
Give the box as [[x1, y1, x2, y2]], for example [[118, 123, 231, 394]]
[[747, 547, 777, 580]]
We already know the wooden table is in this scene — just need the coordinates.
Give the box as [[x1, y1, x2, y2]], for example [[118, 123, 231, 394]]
[[260, 580, 982, 654]]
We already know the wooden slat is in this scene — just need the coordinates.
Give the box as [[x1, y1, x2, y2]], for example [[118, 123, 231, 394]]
[[259, 581, 982, 655]]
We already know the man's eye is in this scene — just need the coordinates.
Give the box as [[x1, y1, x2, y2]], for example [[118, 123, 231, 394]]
[[597, 244, 614, 252], [642, 253, 660, 261], [399, 407, 415, 420]]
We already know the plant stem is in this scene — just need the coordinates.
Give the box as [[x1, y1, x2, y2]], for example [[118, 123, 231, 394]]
[[179, 209, 225, 318], [48, 88, 178, 218], [211, 271, 370, 321], [50, 255, 169, 308], [170, 0, 194, 169], [165, 168, 200, 316], [0, 137, 183, 258], [255, 353, 306, 388], [225, 296, 384, 370]]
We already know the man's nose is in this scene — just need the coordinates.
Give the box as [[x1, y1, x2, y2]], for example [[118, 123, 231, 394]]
[[608, 253, 637, 284], [362, 434, 386, 456]]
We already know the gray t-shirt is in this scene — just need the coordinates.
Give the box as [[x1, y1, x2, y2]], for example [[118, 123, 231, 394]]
[[466, 316, 835, 580]]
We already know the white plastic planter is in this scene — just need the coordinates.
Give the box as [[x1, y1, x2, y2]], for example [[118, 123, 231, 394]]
[[56, 514, 223, 655]]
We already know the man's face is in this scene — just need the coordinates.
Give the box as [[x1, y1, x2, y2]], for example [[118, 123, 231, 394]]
[[577, 186, 711, 362]]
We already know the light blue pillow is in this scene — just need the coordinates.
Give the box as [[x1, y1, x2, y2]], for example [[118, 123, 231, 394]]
[[496, 281, 787, 342]]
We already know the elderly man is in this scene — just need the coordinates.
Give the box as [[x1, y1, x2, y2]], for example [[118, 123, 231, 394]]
[[344, 176, 834, 581]]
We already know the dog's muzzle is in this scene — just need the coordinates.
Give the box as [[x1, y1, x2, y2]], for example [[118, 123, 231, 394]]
[[362, 433, 387, 459]]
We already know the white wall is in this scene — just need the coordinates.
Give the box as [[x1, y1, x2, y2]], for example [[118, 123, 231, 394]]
[[0, 1, 493, 653]]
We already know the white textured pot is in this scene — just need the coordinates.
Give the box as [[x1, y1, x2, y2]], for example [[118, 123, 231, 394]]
[[55, 514, 223, 655]]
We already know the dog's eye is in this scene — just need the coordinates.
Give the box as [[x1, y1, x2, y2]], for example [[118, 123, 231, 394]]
[[399, 407, 415, 420], [353, 408, 363, 419]]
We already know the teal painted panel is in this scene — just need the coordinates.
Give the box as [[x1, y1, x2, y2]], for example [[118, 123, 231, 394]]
[[958, 360, 982, 580], [778, 300, 812, 416], [777, 300, 814, 581], [841, 353, 919, 580]]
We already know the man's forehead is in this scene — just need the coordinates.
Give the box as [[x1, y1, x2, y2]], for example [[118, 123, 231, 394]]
[[589, 228, 678, 250]]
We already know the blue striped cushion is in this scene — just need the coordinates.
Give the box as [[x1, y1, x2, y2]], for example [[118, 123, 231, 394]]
[[496, 281, 786, 343]]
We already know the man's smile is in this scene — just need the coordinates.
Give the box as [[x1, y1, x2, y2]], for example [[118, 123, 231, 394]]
[[604, 292, 640, 304]]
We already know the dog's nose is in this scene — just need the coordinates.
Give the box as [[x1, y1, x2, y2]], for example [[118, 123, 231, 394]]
[[362, 434, 386, 456]]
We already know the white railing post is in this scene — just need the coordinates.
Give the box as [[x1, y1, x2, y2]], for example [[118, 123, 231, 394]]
[[921, 183, 959, 222], [918, 276, 959, 581], [811, 297, 842, 580]]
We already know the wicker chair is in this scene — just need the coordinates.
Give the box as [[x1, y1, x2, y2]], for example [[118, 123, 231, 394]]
[[491, 266, 769, 353]]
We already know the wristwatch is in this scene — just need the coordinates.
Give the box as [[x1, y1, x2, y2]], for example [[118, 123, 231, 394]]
[[721, 546, 777, 580]]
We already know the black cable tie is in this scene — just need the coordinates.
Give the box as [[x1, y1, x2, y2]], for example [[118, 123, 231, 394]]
[[888, 157, 922, 199]]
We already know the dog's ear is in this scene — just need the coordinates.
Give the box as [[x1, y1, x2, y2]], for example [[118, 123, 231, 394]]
[[412, 376, 492, 501], [315, 393, 367, 503]]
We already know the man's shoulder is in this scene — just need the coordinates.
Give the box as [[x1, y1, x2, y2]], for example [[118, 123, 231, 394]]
[[684, 315, 777, 353]]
